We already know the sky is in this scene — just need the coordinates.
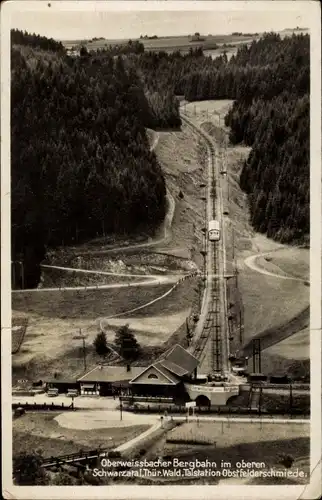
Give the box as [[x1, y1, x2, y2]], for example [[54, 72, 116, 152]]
[[8, 3, 310, 41]]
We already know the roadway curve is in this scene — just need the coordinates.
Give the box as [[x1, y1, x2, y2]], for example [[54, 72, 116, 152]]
[[244, 251, 308, 283]]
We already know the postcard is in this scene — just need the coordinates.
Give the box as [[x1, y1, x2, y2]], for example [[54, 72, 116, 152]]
[[1, 1, 321, 499]]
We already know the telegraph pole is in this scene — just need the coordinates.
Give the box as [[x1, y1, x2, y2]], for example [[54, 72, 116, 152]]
[[20, 261, 25, 290], [12, 262, 16, 289], [119, 392, 123, 421]]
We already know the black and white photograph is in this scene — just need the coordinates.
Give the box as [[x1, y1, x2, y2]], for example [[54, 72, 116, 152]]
[[1, 1, 321, 499]]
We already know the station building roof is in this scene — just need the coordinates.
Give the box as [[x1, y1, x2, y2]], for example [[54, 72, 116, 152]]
[[77, 365, 144, 384]]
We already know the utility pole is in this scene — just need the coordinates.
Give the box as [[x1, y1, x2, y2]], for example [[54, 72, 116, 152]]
[[77, 329, 87, 371], [12, 262, 16, 289], [119, 393, 123, 421], [20, 261, 25, 290], [239, 309, 243, 345]]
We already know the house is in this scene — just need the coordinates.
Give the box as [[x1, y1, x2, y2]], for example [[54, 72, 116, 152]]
[[129, 344, 199, 400], [77, 365, 144, 396]]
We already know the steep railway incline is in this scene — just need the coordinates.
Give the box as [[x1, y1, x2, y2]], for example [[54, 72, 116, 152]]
[[181, 114, 230, 377]]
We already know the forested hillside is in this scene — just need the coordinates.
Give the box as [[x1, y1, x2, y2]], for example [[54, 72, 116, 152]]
[[133, 34, 309, 243], [11, 28, 66, 53], [226, 34, 309, 243], [11, 33, 166, 288]]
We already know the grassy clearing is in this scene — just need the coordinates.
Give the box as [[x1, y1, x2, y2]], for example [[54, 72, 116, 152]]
[[163, 423, 309, 484], [12, 284, 171, 321], [133, 277, 197, 318], [40, 267, 149, 288], [155, 124, 207, 265], [261, 248, 309, 281], [13, 412, 147, 458], [264, 328, 310, 360], [166, 421, 309, 449], [238, 268, 309, 345], [12, 284, 173, 382]]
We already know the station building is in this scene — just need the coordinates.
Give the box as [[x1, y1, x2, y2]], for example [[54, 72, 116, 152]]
[[129, 344, 199, 400], [76, 344, 200, 400]]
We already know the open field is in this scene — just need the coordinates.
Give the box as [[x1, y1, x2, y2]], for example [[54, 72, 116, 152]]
[[12, 275, 198, 382], [13, 412, 148, 458], [238, 269, 309, 344], [258, 248, 309, 281], [63, 34, 257, 52], [166, 420, 309, 448], [162, 421, 309, 484], [12, 284, 172, 321], [264, 328, 310, 360]]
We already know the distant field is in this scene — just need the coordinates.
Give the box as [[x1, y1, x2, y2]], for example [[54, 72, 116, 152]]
[[62, 34, 256, 52]]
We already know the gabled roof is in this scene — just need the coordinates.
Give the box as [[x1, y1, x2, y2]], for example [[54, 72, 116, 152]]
[[158, 344, 199, 376], [129, 363, 180, 385], [130, 344, 198, 385], [77, 365, 144, 383], [153, 362, 181, 384], [160, 360, 188, 377]]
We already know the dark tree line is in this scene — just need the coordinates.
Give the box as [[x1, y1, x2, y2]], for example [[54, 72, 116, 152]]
[[89, 39, 145, 57], [11, 29, 66, 53], [225, 34, 309, 243], [140, 33, 309, 243], [11, 40, 166, 288]]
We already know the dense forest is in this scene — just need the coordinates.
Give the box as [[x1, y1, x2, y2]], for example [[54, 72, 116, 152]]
[[11, 30, 309, 287], [132, 33, 309, 243], [11, 32, 166, 288]]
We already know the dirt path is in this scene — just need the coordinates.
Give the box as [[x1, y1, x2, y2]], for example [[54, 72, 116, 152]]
[[114, 421, 162, 452]]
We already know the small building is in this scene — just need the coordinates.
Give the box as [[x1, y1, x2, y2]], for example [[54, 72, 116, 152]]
[[46, 379, 79, 394], [77, 365, 144, 396], [129, 344, 199, 401]]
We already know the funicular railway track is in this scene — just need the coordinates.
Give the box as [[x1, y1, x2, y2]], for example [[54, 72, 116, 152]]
[[187, 128, 224, 374]]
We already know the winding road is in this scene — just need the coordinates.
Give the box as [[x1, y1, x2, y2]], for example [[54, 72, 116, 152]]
[[244, 251, 308, 283]]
